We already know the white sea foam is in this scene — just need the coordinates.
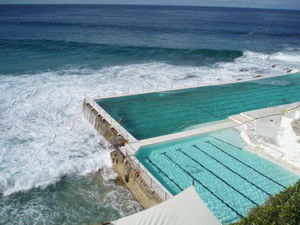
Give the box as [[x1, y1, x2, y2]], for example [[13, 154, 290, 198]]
[[100, 184, 143, 217], [0, 169, 142, 225], [0, 49, 299, 196], [270, 51, 300, 64]]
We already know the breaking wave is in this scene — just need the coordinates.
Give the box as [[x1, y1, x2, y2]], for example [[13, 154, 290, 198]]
[[0, 39, 243, 74]]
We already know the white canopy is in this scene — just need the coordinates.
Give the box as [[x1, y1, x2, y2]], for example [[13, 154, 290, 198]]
[[112, 186, 221, 225]]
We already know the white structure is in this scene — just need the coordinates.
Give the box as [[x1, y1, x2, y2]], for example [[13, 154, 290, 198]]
[[239, 102, 300, 167], [112, 186, 221, 225]]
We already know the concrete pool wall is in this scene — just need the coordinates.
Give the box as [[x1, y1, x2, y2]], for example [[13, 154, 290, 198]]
[[83, 98, 136, 145], [83, 98, 172, 208]]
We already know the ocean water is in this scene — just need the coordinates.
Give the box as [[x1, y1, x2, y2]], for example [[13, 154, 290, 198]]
[[0, 4, 300, 225]]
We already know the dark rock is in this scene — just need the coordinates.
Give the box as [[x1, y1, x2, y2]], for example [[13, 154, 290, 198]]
[[125, 174, 130, 183], [184, 75, 198, 79], [111, 176, 125, 186]]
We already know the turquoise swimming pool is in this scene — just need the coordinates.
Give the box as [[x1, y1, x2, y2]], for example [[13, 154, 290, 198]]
[[135, 129, 299, 224], [97, 73, 300, 140]]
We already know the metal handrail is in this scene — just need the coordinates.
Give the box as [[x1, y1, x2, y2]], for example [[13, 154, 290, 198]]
[[122, 145, 172, 201]]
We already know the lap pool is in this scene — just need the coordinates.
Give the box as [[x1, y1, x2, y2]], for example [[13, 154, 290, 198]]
[[97, 73, 300, 140], [135, 129, 299, 224]]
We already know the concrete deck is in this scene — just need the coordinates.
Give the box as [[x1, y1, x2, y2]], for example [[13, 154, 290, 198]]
[[83, 74, 300, 215]]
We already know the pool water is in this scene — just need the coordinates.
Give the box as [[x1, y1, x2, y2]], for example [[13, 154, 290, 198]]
[[97, 73, 300, 139], [135, 129, 299, 224]]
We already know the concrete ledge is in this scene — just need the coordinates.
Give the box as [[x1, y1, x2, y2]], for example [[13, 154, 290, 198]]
[[136, 120, 237, 151]]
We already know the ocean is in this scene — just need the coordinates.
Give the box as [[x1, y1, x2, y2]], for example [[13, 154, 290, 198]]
[[0, 4, 300, 225]]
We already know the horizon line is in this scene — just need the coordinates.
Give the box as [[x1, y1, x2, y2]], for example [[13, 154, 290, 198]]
[[0, 3, 299, 11]]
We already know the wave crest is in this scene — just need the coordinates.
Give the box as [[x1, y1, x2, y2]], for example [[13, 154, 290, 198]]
[[0, 39, 243, 74]]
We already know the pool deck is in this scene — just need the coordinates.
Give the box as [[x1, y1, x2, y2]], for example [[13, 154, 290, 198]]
[[83, 74, 300, 219], [84, 99, 300, 207]]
